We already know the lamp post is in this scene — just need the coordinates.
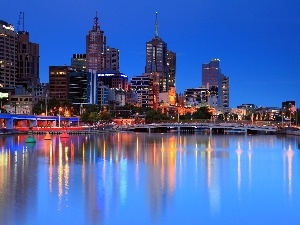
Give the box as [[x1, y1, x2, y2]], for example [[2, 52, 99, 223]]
[[58, 107, 62, 127], [45, 93, 48, 116]]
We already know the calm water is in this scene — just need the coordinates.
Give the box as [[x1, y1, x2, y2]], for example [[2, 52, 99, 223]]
[[0, 132, 300, 225]]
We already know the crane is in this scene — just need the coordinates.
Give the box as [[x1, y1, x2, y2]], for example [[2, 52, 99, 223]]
[[16, 12, 24, 33]]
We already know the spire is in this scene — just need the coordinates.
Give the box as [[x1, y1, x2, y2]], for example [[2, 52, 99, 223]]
[[93, 11, 100, 31], [155, 12, 159, 38]]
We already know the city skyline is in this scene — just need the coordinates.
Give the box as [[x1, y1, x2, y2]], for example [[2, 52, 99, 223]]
[[2, 0, 300, 108]]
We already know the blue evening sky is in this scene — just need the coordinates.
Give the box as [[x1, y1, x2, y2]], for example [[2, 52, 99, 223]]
[[2, 0, 300, 108]]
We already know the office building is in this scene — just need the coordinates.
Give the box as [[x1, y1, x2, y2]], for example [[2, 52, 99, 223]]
[[49, 66, 70, 102], [0, 20, 18, 88], [106, 47, 119, 71], [145, 13, 171, 93], [130, 73, 159, 109], [97, 71, 128, 91], [202, 59, 230, 108], [68, 69, 88, 104], [71, 54, 86, 70], [167, 50, 176, 89], [219, 75, 229, 108], [86, 12, 106, 72], [16, 31, 40, 94]]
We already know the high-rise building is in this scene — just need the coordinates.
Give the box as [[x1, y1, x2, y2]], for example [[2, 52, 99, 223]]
[[86, 12, 106, 72], [130, 73, 159, 109], [16, 31, 40, 94], [0, 20, 18, 88], [167, 50, 176, 88], [219, 75, 229, 108], [71, 54, 86, 70], [145, 13, 169, 93], [106, 47, 119, 72], [202, 59, 220, 88], [68, 69, 88, 104], [49, 66, 69, 102], [202, 59, 230, 108]]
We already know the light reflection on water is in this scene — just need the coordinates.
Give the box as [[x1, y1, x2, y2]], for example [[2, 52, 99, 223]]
[[0, 133, 300, 224]]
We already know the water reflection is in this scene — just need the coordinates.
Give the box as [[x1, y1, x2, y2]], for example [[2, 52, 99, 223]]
[[0, 133, 300, 224]]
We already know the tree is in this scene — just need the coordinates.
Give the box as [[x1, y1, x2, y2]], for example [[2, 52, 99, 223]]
[[99, 111, 112, 122], [193, 106, 212, 119]]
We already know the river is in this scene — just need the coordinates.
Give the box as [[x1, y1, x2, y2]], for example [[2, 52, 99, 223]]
[[0, 132, 300, 225]]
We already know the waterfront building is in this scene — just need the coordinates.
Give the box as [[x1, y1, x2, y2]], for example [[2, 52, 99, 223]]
[[108, 88, 126, 107], [8, 94, 39, 114], [126, 87, 139, 106], [184, 87, 209, 108], [71, 54, 86, 70], [86, 12, 106, 72], [130, 73, 159, 109], [0, 20, 18, 88], [106, 47, 119, 72]]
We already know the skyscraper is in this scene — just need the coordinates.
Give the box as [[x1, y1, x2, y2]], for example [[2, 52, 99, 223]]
[[106, 47, 119, 72], [16, 30, 40, 94], [145, 13, 169, 93], [167, 50, 176, 89], [0, 20, 18, 88], [86, 12, 106, 72], [202, 59, 220, 88], [202, 59, 230, 108]]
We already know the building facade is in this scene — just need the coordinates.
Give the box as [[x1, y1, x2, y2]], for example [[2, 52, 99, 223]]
[[97, 71, 128, 91], [16, 31, 40, 94], [49, 66, 70, 102], [106, 47, 119, 72], [68, 69, 88, 104], [71, 54, 86, 70], [0, 20, 18, 88], [202, 59, 220, 88]]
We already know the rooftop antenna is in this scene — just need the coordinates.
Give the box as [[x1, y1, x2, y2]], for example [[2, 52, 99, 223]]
[[22, 11, 24, 31], [93, 11, 100, 30], [155, 12, 159, 38]]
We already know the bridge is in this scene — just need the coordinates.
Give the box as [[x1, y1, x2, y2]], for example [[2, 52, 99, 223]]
[[0, 113, 80, 129], [126, 123, 278, 134]]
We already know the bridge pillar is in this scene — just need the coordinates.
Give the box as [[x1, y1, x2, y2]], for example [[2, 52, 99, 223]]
[[28, 119, 37, 127], [5, 118, 13, 129], [177, 126, 180, 132]]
